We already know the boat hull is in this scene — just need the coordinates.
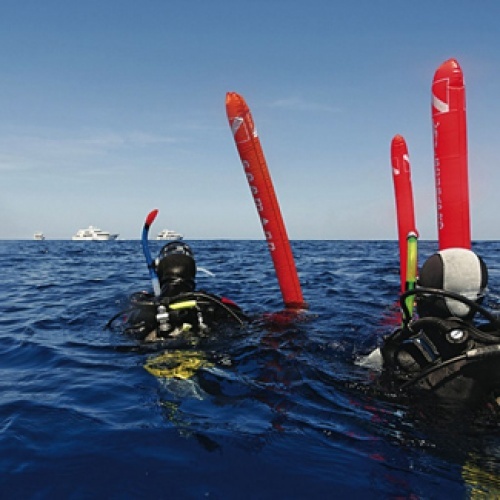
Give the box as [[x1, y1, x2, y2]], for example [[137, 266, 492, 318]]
[[72, 235, 118, 241], [156, 230, 183, 241]]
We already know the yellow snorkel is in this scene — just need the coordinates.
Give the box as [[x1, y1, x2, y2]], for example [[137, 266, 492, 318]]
[[404, 231, 418, 321]]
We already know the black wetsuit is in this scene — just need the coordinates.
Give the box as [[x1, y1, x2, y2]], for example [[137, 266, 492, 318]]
[[122, 290, 247, 343], [379, 288, 500, 406]]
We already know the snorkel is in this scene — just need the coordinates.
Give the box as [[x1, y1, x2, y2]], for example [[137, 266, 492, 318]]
[[403, 231, 418, 324], [141, 209, 161, 297]]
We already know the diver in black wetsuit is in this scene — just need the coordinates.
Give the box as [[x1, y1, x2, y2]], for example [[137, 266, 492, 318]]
[[117, 241, 247, 342], [377, 247, 500, 407]]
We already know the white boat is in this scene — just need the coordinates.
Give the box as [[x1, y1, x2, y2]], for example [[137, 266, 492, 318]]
[[156, 229, 183, 241], [34, 232, 45, 241], [72, 226, 119, 241]]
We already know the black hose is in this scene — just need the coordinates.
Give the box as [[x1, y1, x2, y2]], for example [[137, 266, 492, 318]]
[[400, 345, 500, 390], [400, 287, 500, 329], [104, 307, 136, 330]]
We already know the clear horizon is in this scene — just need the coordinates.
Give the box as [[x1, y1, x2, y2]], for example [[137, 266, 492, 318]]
[[2, 1, 499, 241]]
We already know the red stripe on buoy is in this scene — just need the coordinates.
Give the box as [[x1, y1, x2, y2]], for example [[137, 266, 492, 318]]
[[432, 58, 471, 250], [226, 92, 306, 309], [391, 135, 417, 292]]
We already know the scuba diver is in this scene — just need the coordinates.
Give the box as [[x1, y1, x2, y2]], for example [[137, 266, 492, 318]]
[[120, 240, 248, 343], [374, 247, 500, 407]]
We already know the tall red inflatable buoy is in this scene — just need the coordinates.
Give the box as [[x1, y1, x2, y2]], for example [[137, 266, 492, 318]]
[[391, 134, 417, 292], [225, 92, 306, 310], [432, 58, 471, 250]]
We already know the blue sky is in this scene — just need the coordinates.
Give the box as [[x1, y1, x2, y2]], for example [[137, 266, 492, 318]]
[[1, 0, 499, 240]]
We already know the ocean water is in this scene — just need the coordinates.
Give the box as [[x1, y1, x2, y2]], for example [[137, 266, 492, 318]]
[[2, 239, 500, 498]]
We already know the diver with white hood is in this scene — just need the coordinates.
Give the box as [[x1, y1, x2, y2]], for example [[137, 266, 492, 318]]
[[374, 247, 500, 407]]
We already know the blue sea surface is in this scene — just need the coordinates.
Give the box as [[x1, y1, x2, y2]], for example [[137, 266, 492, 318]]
[[2, 239, 500, 498]]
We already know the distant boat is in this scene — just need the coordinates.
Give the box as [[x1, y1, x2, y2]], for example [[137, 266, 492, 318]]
[[34, 232, 45, 241], [156, 229, 183, 241], [72, 226, 119, 241]]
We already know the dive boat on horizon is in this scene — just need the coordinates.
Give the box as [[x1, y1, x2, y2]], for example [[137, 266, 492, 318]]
[[33, 232, 45, 241], [156, 229, 183, 241], [72, 226, 119, 241]]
